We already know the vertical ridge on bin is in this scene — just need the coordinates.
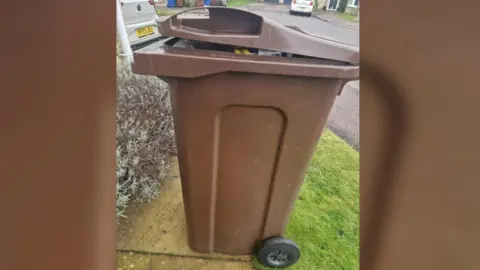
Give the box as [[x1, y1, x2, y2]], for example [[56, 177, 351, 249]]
[[209, 113, 221, 251], [214, 105, 285, 254], [260, 110, 288, 240]]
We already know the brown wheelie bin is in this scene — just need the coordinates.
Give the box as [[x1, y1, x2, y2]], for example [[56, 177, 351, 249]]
[[132, 7, 359, 268]]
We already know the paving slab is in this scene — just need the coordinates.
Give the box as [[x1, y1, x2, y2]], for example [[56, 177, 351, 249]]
[[117, 252, 152, 270], [151, 255, 253, 270], [117, 160, 251, 263], [116, 252, 253, 270]]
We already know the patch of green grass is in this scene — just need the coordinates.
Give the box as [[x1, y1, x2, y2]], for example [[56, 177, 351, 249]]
[[156, 9, 178, 16], [253, 130, 359, 270], [227, 0, 257, 7], [335, 12, 358, 22]]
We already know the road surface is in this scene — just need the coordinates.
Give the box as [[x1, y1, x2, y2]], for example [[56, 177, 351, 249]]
[[249, 10, 359, 47], [327, 81, 359, 150]]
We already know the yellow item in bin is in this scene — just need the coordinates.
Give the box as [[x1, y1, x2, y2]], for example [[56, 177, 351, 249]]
[[234, 48, 251, 55]]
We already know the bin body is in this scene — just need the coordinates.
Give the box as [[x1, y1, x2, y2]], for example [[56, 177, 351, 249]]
[[133, 7, 359, 255], [169, 73, 343, 254]]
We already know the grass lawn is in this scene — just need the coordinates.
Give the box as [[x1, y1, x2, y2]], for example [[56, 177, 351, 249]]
[[227, 0, 257, 7], [156, 9, 178, 16], [253, 130, 359, 270], [335, 12, 358, 22]]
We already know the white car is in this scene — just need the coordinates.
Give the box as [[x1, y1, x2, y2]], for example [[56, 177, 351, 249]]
[[120, 0, 162, 49], [289, 0, 314, 16]]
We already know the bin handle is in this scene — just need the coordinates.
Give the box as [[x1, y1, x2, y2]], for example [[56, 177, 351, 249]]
[[156, 7, 359, 64], [158, 7, 263, 39]]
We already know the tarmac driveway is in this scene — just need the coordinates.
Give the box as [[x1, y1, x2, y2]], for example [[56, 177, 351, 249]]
[[327, 81, 359, 150], [247, 5, 359, 47]]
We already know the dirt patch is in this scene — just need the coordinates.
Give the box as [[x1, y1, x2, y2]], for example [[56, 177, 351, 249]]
[[117, 159, 251, 263]]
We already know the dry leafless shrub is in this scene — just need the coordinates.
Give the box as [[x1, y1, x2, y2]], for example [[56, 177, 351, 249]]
[[116, 41, 176, 221]]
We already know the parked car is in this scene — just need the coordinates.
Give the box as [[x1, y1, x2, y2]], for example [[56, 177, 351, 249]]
[[120, 0, 162, 49], [289, 0, 314, 17]]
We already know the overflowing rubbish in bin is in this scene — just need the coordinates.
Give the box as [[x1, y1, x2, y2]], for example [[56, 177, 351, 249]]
[[132, 7, 358, 268]]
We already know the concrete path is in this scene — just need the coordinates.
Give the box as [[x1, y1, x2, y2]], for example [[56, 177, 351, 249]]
[[117, 160, 253, 270], [117, 251, 252, 269]]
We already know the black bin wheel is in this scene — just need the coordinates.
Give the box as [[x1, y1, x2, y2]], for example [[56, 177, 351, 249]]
[[257, 237, 300, 268]]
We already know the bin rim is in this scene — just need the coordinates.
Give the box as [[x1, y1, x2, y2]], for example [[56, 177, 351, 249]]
[[156, 7, 359, 64], [132, 37, 359, 80]]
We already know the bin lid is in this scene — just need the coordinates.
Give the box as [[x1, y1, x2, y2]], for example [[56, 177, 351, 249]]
[[156, 7, 359, 64]]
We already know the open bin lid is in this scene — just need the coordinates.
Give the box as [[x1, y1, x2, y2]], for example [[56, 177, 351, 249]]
[[156, 7, 359, 64]]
